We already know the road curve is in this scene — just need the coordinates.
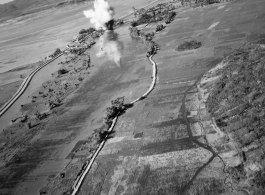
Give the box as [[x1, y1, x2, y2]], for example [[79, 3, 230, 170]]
[[0, 52, 63, 118], [0, 0, 160, 119], [0, 31, 95, 119], [71, 55, 157, 195]]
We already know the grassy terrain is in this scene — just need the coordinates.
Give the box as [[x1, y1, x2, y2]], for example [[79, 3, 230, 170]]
[[0, 0, 91, 20]]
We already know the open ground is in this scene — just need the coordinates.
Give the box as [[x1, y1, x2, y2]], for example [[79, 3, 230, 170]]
[[0, 0, 264, 195], [76, 0, 265, 194], [0, 0, 156, 114]]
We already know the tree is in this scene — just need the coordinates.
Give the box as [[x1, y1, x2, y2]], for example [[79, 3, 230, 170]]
[[79, 29, 87, 34], [131, 21, 138, 27], [87, 27, 95, 34], [103, 97, 125, 128]]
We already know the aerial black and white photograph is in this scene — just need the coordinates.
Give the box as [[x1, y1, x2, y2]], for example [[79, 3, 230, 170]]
[[0, 0, 265, 194]]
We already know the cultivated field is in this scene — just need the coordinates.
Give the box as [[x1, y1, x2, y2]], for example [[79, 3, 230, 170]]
[[77, 0, 265, 194], [0, 0, 264, 195]]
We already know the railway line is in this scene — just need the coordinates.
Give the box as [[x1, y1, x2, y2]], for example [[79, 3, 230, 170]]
[[0, 29, 99, 118], [0, 52, 63, 117], [0, 0, 160, 119]]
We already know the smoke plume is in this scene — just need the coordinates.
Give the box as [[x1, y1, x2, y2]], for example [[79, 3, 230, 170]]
[[83, 0, 115, 30], [96, 31, 123, 66]]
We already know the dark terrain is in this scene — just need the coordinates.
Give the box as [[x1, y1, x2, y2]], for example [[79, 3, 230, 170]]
[[206, 43, 265, 195]]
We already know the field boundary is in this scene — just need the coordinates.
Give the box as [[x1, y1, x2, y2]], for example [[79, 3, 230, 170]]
[[71, 55, 157, 195]]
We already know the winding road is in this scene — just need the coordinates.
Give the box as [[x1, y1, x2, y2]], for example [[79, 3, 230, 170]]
[[71, 55, 157, 195]]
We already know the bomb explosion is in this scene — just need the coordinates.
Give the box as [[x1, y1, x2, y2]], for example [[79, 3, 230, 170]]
[[83, 0, 115, 30], [83, 0, 121, 65]]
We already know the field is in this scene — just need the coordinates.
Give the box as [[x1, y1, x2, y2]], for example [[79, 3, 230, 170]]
[[77, 0, 265, 194], [0, 0, 155, 115], [0, 0, 265, 194]]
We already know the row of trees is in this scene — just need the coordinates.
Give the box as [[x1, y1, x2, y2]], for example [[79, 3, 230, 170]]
[[103, 97, 126, 129], [129, 25, 160, 57], [95, 97, 127, 142], [98, 20, 163, 140], [79, 27, 96, 35], [165, 12, 176, 24], [182, 0, 220, 5], [131, 9, 176, 27]]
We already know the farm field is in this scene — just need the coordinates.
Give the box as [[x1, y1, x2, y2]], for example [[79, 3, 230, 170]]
[[0, 0, 265, 195], [77, 0, 265, 194]]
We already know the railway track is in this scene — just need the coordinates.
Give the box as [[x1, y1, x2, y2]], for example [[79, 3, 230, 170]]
[[0, 52, 63, 117], [0, 0, 160, 119], [0, 31, 95, 118]]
